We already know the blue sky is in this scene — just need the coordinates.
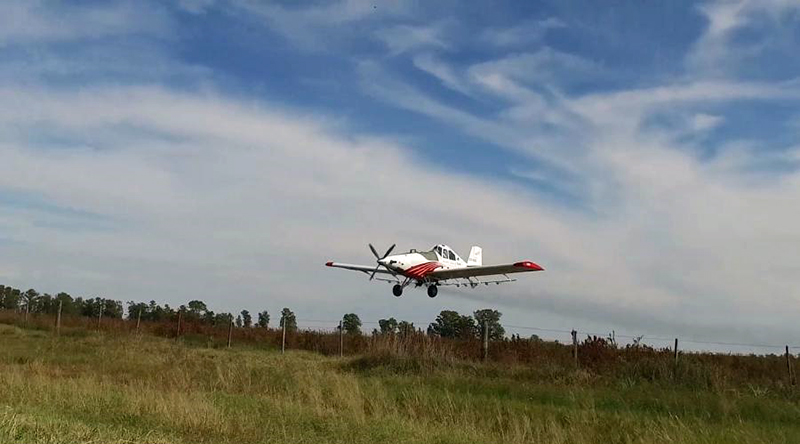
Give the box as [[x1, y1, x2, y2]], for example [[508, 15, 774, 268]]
[[2, 0, 800, 351]]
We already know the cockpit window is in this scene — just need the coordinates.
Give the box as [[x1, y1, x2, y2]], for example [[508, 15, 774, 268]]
[[448, 250, 456, 260]]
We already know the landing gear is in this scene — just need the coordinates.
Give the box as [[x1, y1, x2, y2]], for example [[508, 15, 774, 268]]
[[427, 284, 438, 298], [392, 284, 403, 297]]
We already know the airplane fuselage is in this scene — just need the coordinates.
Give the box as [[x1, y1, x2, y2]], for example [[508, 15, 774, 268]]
[[379, 244, 467, 280]]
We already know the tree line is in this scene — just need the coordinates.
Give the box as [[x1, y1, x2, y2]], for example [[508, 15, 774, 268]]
[[1, 283, 505, 340]]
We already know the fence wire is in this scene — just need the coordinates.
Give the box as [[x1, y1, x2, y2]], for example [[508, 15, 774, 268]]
[[295, 318, 797, 353]]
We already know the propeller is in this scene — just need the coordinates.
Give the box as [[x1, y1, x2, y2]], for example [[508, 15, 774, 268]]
[[369, 243, 396, 280]]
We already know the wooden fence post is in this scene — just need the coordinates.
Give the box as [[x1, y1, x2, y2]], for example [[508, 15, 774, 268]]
[[176, 310, 182, 339], [136, 308, 142, 332], [97, 302, 104, 330], [786, 346, 796, 386], [227, 319, 233, 348], [674, 338, 679, 365], [55, 299, 62, 336], [281, 319, 286, 354], [339, 320, 344, 357], [482, 321, 489, 361], [572, 329, 578, 368]]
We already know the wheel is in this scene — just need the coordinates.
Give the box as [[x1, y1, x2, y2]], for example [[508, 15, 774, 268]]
[[427, 285, 438, 298], [392, 284, 403, 297]]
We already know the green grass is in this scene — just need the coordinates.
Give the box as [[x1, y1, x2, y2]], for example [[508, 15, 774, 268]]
[[1, 324, 799, 443]]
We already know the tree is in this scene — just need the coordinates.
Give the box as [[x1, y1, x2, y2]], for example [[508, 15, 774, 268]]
[[53, 292, 75, 315], [235, 315, 243, 328], [342, 313, 361, 335], [127, 301, 148, 320], [397, 320, 415, 337], [23, 289, 39, 312], [240, 310, 252, 328], [214, 312, 233, 326], [279, 308, 297, 331], [5, 288, 21, 310], [427, 310, 476, 339], [257, 310, 270, 328], [186, 300, 208, 321], [473, 309, 505, 340], [378, 317, 398, 335], [102, 299, 123, 318]]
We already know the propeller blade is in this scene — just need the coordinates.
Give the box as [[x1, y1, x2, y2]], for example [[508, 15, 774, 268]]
[[369, 265, 380, 281], [369, 243, 380, 259], [382, 244, 396, 259]]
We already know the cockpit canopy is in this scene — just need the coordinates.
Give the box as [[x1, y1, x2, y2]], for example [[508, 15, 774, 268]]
[[431, 244, 461, 262]]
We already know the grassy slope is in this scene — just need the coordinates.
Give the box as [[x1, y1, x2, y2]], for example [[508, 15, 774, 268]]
[[1, 325, 799, 444]]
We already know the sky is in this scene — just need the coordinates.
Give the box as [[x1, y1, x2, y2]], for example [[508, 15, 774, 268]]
[[2, 0, 800, 352]]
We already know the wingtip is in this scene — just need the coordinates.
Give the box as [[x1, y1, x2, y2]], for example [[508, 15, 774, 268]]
[[325, 261, 334, 267], [514, 261, 544, 271]]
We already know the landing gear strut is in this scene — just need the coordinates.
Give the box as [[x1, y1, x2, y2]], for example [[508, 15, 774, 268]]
[[392, 284, 403, 297], [427, 284, 438, 298]]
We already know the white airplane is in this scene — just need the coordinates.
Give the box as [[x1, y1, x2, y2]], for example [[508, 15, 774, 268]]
[[326, 244, 543, 297]]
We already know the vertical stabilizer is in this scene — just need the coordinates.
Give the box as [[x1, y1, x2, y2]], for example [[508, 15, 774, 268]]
[[467, 246, 482, 266]]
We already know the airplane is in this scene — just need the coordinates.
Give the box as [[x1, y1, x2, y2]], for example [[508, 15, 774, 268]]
[[325, 244, 543, 298]]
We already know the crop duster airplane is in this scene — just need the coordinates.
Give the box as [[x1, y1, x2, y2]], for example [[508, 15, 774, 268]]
[[326, 244, 543, 298]]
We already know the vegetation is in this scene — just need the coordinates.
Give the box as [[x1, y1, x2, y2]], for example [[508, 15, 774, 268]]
[[1, 323, 800, 443], [3, 281, 800, 442]]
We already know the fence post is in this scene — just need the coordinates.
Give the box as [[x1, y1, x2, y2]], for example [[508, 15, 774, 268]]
[[227, 319, 233, 348], [281, 319, 286, 354], [97, 302, 104, 330], [25, 301, 30, 324], [136, 308, 142, 332], [339, 320, 344, 357], [55, 299, 63, 336], [786, 346, 796, 386], [482, 321, 489, 361], [572, 330, 578, 368], [176, 309, 182, 339], [674, 338, 679, 365]]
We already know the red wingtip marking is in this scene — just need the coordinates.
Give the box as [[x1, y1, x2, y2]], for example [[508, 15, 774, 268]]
[[514, 261, 544, 271], [325, 261, 333, 267]]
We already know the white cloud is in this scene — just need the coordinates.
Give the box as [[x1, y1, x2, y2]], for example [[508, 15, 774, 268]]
[[687, 0, 800, 76], [230, 0, 410, 50], [376, 23, 450, 55], [691, 113, 725, 131], [3, 0, 800, 349], [481, 17, 565, 48], [0, 1, 171, 46], [412, 53, 477, 98]]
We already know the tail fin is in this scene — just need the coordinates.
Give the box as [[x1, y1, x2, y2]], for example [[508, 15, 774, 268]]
[[467, 246, 482, 266]]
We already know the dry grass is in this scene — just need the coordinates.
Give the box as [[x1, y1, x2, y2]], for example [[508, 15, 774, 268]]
[[1, 323, 800, 443]]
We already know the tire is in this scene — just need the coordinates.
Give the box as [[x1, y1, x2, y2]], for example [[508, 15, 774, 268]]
[[427, 285, 438, 298], [392, 285, 403, 297]]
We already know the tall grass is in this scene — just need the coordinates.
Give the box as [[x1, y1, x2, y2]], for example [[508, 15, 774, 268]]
[[1, 323, 800, 443], [0, 325, 800, 443], [2, 308, 798, 391]]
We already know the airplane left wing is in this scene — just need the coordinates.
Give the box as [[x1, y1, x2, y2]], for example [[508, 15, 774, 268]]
[[325, 262, 394, 275], [428, 261, 543, 280]]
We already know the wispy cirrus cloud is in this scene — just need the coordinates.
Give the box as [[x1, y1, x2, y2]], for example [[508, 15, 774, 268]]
[[480, 17, 565, 48], [0, 0, 171, 46]]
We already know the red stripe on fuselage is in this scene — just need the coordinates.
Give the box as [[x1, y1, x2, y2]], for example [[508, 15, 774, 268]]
[[402, 261, 441, 279]]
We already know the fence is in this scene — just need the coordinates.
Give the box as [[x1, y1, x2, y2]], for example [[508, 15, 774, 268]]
[[0, 309, 797, 388]]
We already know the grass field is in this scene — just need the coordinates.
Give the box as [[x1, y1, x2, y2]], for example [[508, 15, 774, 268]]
[[2, 324, 800, 443]]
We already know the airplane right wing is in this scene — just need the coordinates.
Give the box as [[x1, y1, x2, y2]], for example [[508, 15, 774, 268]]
[[427, 261, 543, 281]]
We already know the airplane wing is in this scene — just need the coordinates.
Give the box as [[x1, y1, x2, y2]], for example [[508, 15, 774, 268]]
[[428, 261, 543, 281], [325, 262, 394, 275]]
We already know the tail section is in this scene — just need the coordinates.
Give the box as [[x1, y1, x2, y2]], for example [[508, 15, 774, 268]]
[[467, 246, 482, 267]]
